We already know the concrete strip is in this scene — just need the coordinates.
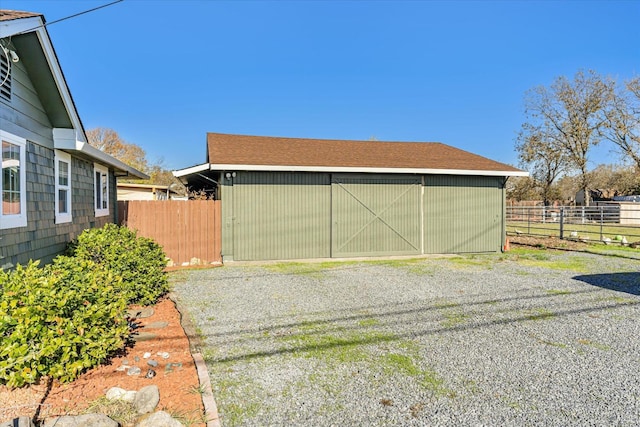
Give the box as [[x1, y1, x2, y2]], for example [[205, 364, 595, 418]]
[[169, 294, 221, 427], [193, 352, 221, 427]]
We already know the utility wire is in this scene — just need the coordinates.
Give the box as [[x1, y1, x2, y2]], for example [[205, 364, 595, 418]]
[[16, 0, 124, 35]]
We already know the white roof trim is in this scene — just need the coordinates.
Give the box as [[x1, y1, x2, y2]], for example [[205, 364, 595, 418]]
[[53, 128, 149, 179], [4, 15, 147, 180], [207, 163, 529, 177], [173, 163, 211, 177], [0, 15, 42, 37], [2, 15, 87, 143]]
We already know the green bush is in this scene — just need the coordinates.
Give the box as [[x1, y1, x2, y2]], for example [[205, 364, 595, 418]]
[[0, 258, 129, 387], [68, 223, 168, 306]]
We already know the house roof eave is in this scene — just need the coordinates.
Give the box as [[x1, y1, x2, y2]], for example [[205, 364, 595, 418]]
[[53, 128, 149, 179]]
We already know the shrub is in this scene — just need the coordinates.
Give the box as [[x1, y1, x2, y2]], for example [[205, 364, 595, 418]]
[[0, 258, 129, 387], [68, 223, 168, 306]]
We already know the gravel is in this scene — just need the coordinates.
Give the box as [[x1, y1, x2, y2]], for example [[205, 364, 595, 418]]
[[173, 250, 640, 426]]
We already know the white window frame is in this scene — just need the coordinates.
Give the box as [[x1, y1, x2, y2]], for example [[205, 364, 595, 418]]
[[54, 150, 72, 224], [94, 163, 109, 217], [0, 130, 27, 229]]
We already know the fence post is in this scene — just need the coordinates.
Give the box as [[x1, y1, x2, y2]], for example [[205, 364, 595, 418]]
[[600, 206, 603, 241], [559, 207, 564, 240], [527, 208, 531, 235]]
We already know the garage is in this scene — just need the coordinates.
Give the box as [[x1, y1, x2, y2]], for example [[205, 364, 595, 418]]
[[174, 132, 527, 261]]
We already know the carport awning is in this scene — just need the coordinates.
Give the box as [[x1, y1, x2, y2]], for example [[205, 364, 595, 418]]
[[173, 164, 219, 190]]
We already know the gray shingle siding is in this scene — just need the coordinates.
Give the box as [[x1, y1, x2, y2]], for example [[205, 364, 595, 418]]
[[1, 141, 116, 269]]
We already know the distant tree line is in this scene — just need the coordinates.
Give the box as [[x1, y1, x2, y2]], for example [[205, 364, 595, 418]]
[[512, 70, 640, 205]]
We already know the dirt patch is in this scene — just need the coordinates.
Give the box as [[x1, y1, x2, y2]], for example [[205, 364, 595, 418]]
[[0, 297, 206, 426], [508, 234, 594, 251]]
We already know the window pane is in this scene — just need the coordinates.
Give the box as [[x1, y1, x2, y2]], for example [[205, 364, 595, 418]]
[[101, 172, 108, 209], [2, 141, 21, 215], [95, 171, 102, 208], [59, 160, 69, 186], [58, 189, 68, 214]]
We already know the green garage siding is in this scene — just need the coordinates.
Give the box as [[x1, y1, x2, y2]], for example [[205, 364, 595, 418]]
[[230, 172, 331, 261], [424, 175, 504, 254], [331, 174, 421, 257], [221, 172, 506, 260]]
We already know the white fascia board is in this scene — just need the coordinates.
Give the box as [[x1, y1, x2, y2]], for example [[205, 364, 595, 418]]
[[53, 128, 149, 179], [35, 25, 88, 143], [173, 163, 211, 177], [209, 164, 529, 177], [0, 16, 43, 37], [3, 16, 89, 144]]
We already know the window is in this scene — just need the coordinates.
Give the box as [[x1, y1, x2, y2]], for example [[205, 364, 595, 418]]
[[0, 130, 26, 229], [55, 150, 72, 223], [94, 163, 109, 217]]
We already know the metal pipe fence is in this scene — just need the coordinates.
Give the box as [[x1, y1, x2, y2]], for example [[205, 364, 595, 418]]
[[506, 205, 640, 244]]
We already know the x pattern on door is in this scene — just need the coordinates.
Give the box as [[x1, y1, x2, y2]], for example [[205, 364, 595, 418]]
[[331, 177, 421, 257]]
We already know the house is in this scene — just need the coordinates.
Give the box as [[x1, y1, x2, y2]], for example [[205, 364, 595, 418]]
[[117, 183, 182, 201], [174, 132, 527, 261], [0, 10, 147, 269]]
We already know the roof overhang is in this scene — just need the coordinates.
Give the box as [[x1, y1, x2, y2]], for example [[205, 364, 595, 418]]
[[173, 163, 211, 178], [2, 14, 84, 135], [174, 163, 528, 178], [54, 128, 149, 179], [1, 13, 148, 180]]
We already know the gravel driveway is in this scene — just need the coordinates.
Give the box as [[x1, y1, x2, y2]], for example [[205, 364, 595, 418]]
[[173, 249, 640, 426]]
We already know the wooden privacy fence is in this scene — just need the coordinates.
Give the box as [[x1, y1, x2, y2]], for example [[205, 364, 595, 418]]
[[118, 200, 222, 267]]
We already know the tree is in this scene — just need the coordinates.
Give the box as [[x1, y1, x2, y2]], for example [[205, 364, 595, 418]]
[[86, 127, 184, 191], [505, 176, 540, 201], [520, 70, 615, 205], [516, 124, 568, 206], [600, 76, 640, 169], [86, 128, 149, 173], [588, 164, 640, 196]]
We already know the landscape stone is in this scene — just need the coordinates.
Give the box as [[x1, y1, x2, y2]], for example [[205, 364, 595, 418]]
[[137, 307, 155, 318], [127, 366, 142, 376], [43, 414, 117, 427], [72, 414, 119, 427], [143, 352, 152, 358], [122, 390, 138, 402], [127, 309, 141, 318], [133, 385, 160, 414], [105, 386, 127, 400], [0, 417, 34, 427], [147, 359, 159, 367], [106, 386, 137, 402], [165, 362, 183, 373], [133, 332, 157, 342], [145, 321, 169, 329], [135, 411, 184, 427]]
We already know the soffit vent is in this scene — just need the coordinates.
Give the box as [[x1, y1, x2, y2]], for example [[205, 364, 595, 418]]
[[0, 50, 10, 103]]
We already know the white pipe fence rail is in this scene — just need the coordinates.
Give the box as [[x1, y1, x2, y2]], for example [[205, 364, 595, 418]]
[[506, 205, 640, 244]]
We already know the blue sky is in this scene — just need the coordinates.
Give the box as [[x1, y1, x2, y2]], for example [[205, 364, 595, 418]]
[[3, 0, 639, 171]]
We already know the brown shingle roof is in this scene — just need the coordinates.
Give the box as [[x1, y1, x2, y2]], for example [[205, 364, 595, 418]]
[[0, 10, 42, 22], [206, 133, 523, 174]]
